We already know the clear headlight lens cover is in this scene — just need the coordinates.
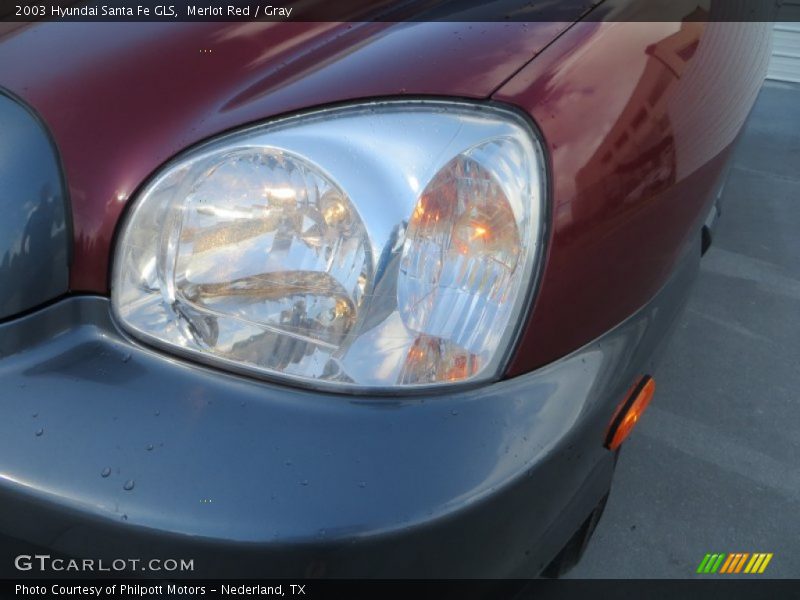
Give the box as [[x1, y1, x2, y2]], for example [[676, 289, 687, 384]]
[[113, 101, 545, 392]]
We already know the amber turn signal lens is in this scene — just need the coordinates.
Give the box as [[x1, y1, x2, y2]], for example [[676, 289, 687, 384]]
[[604, 375, 656, 451]]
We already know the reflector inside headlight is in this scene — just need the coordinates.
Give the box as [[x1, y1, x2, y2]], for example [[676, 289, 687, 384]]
[[113, 101, 545, 391]]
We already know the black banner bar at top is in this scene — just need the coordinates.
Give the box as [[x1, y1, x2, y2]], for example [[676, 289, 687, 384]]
[[0, 0, 791, 23]]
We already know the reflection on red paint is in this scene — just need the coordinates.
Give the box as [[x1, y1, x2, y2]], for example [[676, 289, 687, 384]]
[[496, 18, 771, 374]]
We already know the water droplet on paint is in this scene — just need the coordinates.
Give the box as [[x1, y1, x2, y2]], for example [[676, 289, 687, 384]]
[[123, 480, 135, 491]]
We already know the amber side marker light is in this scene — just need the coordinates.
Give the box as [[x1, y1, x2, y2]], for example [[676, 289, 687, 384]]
[[604, 375, 656, 451]]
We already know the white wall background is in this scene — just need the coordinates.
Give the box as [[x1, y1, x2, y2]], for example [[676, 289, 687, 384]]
[[767, 3, 800, 83]]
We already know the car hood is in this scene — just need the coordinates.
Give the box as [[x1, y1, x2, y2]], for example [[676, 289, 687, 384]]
[[0, 13, 588, 292]]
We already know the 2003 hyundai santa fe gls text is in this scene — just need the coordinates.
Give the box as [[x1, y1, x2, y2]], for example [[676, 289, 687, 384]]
[[0, 0, 772, 578]]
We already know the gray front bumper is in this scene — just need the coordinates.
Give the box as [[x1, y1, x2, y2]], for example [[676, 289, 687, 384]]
[[0, 240, 699, 578]]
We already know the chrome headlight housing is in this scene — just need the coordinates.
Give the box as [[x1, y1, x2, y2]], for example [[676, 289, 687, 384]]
[[112, 101, 546, 392]]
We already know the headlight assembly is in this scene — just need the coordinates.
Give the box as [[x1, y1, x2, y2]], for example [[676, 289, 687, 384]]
[[112, 101, 546, 392]]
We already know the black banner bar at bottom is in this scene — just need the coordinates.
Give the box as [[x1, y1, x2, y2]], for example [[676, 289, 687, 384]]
[[3, 579, 799, 600]]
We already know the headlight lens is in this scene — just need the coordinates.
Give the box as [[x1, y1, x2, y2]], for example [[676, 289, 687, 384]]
[[113, 101, 545, 392]]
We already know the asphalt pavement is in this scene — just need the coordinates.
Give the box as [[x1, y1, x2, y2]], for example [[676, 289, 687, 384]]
[[568, 80, 800, 579]]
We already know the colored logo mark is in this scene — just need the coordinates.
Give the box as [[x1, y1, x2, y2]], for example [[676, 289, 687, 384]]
[[696, 553, 773, 574]]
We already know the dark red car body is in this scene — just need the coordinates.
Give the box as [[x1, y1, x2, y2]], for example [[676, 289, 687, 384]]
[[1, 16, 768, 371], [0, 3, 771, 579]]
